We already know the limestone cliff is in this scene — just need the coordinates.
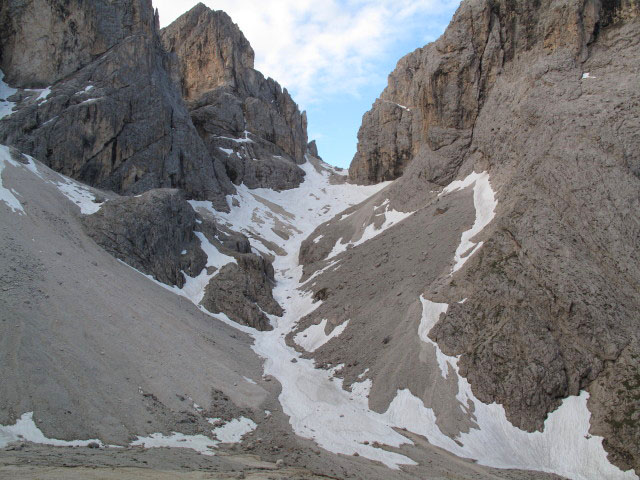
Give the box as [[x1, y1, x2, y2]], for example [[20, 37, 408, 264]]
[[161, 4, 309, 190]]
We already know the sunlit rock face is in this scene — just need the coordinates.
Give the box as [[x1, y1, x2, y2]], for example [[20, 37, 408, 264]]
[[161, 4, 310, 191]]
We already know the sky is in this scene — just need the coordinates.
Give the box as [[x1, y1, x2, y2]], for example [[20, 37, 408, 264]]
[[154, 1, 460, 168]]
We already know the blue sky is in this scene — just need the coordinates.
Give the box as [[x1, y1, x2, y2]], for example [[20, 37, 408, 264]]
[[155, 1, 461, 168]]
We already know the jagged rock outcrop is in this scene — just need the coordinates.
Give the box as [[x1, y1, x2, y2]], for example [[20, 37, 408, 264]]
[[161, 4, 309, 190], [82, 189, 207, 288], [0, 0, 234, 210], [349, 0, 640, 473], [307, 140, 320, 159], [82, 187, 282, 331], [0, 0, 294, 333], [202, 254, 283, 331]]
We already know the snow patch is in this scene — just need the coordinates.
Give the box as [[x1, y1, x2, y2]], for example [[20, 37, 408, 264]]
[[54, 179, 104, 214], [294, 319, 349, 352], [417, 297, 453, 378], [131, 432, 217, 455], [211, 417, 256, 443], [131, 415, 255, 455], [217, 130, 254, 144], [383, 100, 411, 111], [328, 204, 413, 259], [35, 87, 52, 102], [0, 412, 104, 449], [0, 69, 17, 119], [0, 145, 26, 214], [218, 147, 234, 156], [42, 115, 58, 126], [440, 171, 497, 273], [1, 143, 104, 215]]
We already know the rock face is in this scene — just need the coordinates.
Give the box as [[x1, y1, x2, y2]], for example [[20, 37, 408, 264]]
[[349, 0, 640, 473], [0, 0, 156, 88], [0, 0, 234, 211], [161, 4, 308, 190], [349, 0, 640, 186], [82, 189, 206, 288]]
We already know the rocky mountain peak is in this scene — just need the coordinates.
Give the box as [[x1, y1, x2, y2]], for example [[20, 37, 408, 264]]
[[160, 3, 312, 188], [348, 0, 638, 185], [160, 3, 255, 101], [343, 0, 640, 473]]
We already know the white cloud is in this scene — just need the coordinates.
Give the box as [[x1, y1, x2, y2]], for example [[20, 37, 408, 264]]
[[155, 0, 459, 107]]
